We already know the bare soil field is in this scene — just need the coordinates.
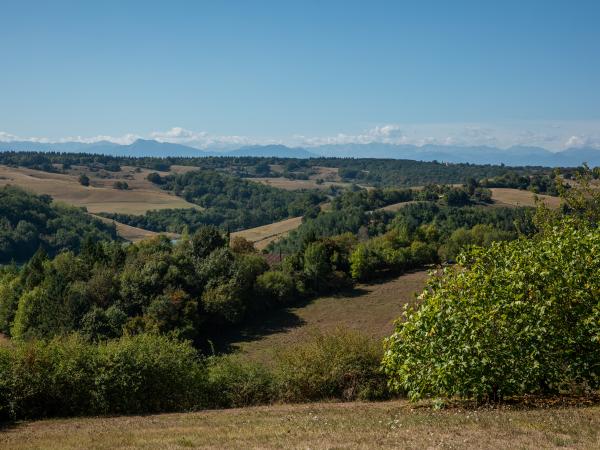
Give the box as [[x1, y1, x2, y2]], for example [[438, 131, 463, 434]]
[[3, 400, 599, 449], [231, 216, 303, 250], [491, 188, 562, 209], [223, 270, 428, 360], [0, 165, 198, 215]]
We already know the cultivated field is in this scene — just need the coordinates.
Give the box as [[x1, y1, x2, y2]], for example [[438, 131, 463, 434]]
[[0, 165, 199, 215], [223, 270, 428, 360], [92, 215, 180, 243], [378, 200, 417, 212], [3, 401, 599, 449], [231, 216, 303, 250], [247, 177, 351, 191], [491, 188, 562, 208]]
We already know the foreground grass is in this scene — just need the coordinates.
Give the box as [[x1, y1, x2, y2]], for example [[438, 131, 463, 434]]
[[2, 400, 599, 449]]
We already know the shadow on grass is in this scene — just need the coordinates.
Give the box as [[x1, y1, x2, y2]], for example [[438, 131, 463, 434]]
[[212, 269, 429, 354], [211, 283, 374, 353], [211, 307, 307, 354]]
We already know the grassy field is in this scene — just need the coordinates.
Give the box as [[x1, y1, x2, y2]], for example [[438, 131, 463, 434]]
[[2, 400, 599, 449], [92, 214, 180, 242], [491, 188, 561, 208], [220, 270, 428, 360], [0, 164, 198, 215], [247, 176, 351, 191], [231, 216, 304, 250]]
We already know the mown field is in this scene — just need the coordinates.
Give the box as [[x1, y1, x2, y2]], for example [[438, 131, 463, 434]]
[[2, 400, 599, 449], [248, 176, 350, 191], [490, 187, 562, 208], [0, 164, 198, 215], [230, 216, 304, 250]]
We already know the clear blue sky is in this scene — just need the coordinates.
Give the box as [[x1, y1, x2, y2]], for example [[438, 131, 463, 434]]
[[1, 0, 599, 148]]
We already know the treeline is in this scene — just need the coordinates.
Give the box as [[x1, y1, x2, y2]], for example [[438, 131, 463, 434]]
[[0, 186, 117, 263], [480, 171, 561, 195], [0, 150, 563, 188]]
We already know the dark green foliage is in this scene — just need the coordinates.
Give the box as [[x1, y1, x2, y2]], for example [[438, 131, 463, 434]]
[[480, 171, 561, 195], [146, 172, 162, 184], [0, 186, 117, 263], [78, 173, 90, 186], [112, 181, 129, 190]]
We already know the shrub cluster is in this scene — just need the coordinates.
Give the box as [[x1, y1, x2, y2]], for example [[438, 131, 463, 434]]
[[0, 334, 205, 421], [0, 329, 387, 421]]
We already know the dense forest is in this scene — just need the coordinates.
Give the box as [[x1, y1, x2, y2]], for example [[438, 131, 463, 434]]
[[0, 186, 117, 263], [101, 169, 326, 233]]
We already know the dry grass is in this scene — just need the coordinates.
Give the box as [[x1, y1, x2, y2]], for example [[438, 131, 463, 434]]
[[491, 188, 562, 209], [91, 215, 180, 243], [0, 165, 199, 215], [378, 200, 417, 212], [309, 166, 341, 181], [226, 271, 428, 360], [2, 401, 599, 449], [247, 177, 350, 191], [231, 216, 303, 250]]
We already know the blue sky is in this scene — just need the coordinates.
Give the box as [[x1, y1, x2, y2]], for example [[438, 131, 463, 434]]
[[1, 0, 599, 150]]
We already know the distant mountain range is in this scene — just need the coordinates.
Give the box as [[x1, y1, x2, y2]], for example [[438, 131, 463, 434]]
[[0, 139, 599, 167]]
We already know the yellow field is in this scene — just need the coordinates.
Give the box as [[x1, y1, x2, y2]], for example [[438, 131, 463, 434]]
[[3, 400, 599, 449], [378, 200, 417, 212], [247, 177, 350, 191], [225, 271, 428, 360], [91, 215, 180, 243], [491, 188, 562, 208], [231, 216, 303, 250], [0, 165, 199, 215]]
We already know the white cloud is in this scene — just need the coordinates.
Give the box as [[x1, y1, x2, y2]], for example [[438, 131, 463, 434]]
[[565, 135, 600, 149], [1, 121, 599, 151], [150, 127, 269, 150]]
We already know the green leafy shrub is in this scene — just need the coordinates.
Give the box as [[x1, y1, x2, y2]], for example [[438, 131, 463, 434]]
[[382, 217, 600, 401], [95, 334, 206, 414], [274, 329, 389, 402], [205, 355, 275, 408], [0, 334, 207, 420], [254, 271, 296, 307]]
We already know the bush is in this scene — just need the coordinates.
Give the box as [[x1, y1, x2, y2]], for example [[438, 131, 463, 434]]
[[274, 329, 389, 402], [205, 355, 275, 408], [254, 271, 296, 307], [383, 217, 600, 401], [0, 334, 207, 420], [95, 334, 206, 414], [112, 181, 129, 190], [78, 174, 90, 186]]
